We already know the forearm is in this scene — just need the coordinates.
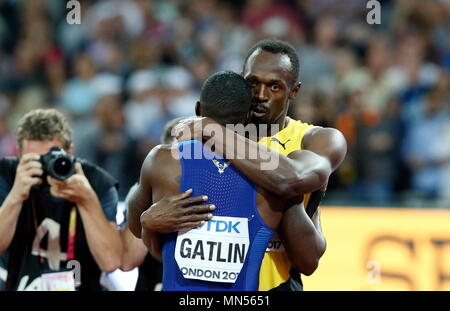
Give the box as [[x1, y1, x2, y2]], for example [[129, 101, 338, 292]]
[[120, 226, 148, 271], [311, 207, 325, 237], [78, 198, 122, 272], [127, 184, 149, 238], [141, 227, 162, 262], [211, 127, 330, 198], [307, 198, 327, 256], [0, 193, 24, 254], [278, 205, 326, 276], [311, 208, 326, 259]]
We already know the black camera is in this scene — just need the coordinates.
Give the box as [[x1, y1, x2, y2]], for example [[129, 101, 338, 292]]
[[40, 146, 75, 181]]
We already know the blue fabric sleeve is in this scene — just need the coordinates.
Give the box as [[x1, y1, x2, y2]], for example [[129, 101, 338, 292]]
[[99, 186, 119, 223]]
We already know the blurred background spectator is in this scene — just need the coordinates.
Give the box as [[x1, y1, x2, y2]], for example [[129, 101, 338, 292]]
[[0, 0, 449, 207]]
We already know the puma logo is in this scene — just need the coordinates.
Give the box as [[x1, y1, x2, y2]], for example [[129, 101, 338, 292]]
[[271, 137, 290, 150], [212, 159, 230, 174]]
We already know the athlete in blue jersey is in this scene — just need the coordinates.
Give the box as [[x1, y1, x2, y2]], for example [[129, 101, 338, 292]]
[[128, 39, 347, 291], [127, 71, 319, 290]]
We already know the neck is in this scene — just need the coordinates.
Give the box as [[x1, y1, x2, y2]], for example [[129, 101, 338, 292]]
[[257, 116, 289, 139]]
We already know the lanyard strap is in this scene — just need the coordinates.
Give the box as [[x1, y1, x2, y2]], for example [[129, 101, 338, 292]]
[[67, 207, 77, 261], [31, 196, 44, 265], [31, 196, 77, 263]]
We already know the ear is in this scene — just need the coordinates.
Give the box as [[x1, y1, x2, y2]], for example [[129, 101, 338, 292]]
[[195, 101, 201, 116], [289, 82, 302, 100]]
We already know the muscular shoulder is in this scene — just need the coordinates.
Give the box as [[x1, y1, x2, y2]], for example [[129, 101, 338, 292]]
[[301, 127, 347, 170], [141, 144, 178, 182], [302, 127, 345, 144]]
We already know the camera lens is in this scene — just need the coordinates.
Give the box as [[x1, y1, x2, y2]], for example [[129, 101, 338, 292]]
[[53, 157, 72, 177], [42, 147, 75, 180]]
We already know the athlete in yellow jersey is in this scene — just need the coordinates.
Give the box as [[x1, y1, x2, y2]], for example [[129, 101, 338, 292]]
[[136, 39, 347, 291], [239, 40, 346, 291], [257, 117, 317, 291]]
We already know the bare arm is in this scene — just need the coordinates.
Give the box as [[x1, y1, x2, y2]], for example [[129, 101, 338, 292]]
[[179, 119, 346, 274], [0, 194, 23, 254], [279, 127, 347, 274], [301, 127, 347, 172], [278, 204, 326, 275], [48, 163, 123, 272], [124, 154, 164, 262], [201, 122, 346, 274], [119, 184, 148, 271], [0, 154, 42, 255], [130, 148, 214, 238], [187, 118, 333, 200], [77, 200, 122, 272], [127, 181, 152, 239], [138, 190, 214, 262], [141, 227, 163, 262], [120, 225, 148, 271]]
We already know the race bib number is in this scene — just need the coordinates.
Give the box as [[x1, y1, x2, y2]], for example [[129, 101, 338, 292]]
[[175, 216, 249, 283], [41, 271, 75, 291], [265, 233, 285, 252]]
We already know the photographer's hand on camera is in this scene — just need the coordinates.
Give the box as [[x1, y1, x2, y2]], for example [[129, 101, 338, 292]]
[[10, 153, 43, 203], [48, 162, 96, 206]]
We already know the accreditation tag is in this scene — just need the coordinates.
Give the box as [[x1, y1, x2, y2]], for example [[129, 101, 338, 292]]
[[265, 233, 285, 252], [175, 216, 249, 283], [41, 270, 75, 291]]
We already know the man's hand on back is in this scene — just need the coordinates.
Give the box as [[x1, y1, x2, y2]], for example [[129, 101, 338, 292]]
[[174, 117, 221, 142], [140, 189, 215, 233]]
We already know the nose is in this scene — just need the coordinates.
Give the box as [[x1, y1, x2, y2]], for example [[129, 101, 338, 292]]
[[254, 83, 269, 102]]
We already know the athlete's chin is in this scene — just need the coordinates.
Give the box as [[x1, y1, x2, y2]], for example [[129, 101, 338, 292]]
[[250, 115, 269, 125]]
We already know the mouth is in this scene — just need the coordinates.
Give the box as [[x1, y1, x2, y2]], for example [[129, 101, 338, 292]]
[[251, 106, 269, 118]]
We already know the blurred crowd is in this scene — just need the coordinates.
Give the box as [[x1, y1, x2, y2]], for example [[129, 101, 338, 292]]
[[0, 0, 449, 206]]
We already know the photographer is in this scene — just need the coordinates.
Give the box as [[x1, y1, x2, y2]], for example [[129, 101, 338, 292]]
[[0, 109, 122, 291]]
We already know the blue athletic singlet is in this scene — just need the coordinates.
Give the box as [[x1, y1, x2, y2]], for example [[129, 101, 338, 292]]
[[162, 140, 273, 291]]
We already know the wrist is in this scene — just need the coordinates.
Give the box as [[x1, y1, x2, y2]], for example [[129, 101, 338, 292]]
[[140, 207, 155, 230], [8, 187, 27, 205], [76, 187, 99, 209], [3, 191, 25, 217], [141, 204, 164, 232]]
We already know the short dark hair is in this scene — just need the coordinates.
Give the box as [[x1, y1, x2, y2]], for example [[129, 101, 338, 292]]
[[244, 39, 300, 85], [200, 71, 252, 125]]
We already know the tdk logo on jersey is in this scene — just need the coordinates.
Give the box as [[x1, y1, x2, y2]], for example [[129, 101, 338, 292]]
[[193, 216, 249, 237], [206, 219, 240, 233]]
